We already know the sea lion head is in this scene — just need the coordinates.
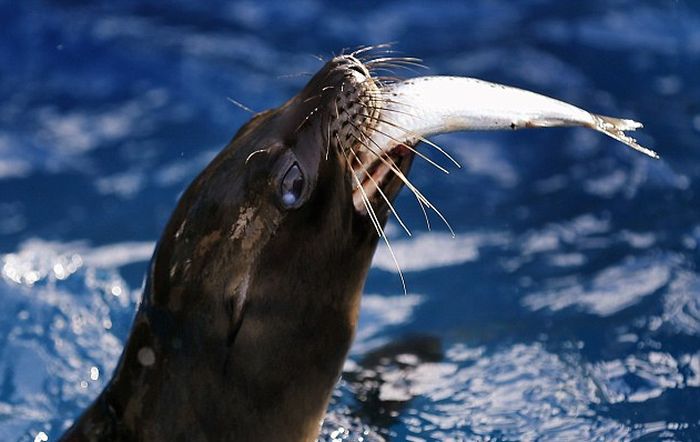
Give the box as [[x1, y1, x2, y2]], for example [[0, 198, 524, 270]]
[[151, 54, 415, 325]]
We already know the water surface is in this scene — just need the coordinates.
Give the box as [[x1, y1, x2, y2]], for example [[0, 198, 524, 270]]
[[1, 1, 699, 440]]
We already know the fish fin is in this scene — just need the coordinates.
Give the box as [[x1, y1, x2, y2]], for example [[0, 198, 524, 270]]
[[591, 115, 660, 159]]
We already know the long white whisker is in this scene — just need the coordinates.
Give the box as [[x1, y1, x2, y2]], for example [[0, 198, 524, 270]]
[[348, 146, 412, 237], [226, 97, 256, 114], [355, 112, 450, 174], [366, 56, 425, 65], [348, 122, 455, 236], [361, 107, 462, 168], [351, 42, 397, 58], [339, 136, 408, 295], [351, 133, 433, 231], [366, 61, 426, 76], [349, 163, 383, 238]]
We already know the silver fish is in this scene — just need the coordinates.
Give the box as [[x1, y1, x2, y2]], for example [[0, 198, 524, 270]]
[[368, 76, 659, 160]]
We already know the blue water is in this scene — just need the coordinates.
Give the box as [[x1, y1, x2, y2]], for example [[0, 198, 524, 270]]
[[1, 0, 699, 440]]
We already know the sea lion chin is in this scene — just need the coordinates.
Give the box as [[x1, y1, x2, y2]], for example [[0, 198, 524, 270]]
[[61, 49, 655, 441]]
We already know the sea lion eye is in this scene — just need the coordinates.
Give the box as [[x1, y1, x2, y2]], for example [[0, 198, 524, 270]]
[[280, 162, 304, 208]]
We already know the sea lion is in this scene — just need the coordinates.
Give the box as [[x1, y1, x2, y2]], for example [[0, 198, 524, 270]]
[[60, 48, 657, 442]]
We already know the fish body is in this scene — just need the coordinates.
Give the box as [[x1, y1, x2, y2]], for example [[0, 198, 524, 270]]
[[370, 76, 658, 159]]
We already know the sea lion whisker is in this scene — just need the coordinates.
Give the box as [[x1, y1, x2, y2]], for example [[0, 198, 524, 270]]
[[295, 106, 320, 133], [365, 140, 454, 235], [413, 135, 462, 169], [300, 86, 339, 134], [355, 103, 432, 231], [354, 100, 432, 148], [346, 119, 452, 235], [367, 66, 401, 77], [372, 77, 392, 91], [345, 119, 409, 180], [355, 115, 450, 174], [418, 194, 432, 231], [349, 163, 409, 296], [333, 83, 344, 120], [416, 188, 455, 237], [303, 94, 323, 103], [351, 165, 383, 238], [340, 140, 408, 295], [354, 49, 397, 60], [349, 128, 422, 207], [365, 56, 426, 66], [360, 92, 426, 112], [355, 116, 435, 231], [349, 127, 416, 191], [379, 230, 408, 296], [367, 62, 425, 76], [355, 109, 462, 169], [355, 73, 390, 90], [309, 53, 326, 62], [367, 75, 403, 84], [276, 72, 314, 79], [366, 56, 424, 62], [352, 109, 433, 233], [365, 58, 428, 78], [360, 108, 462, 168], [245, 147, 270, 165], [364, 102, 423, 121], [368, 60, 429, 71], [355, 49, 410, 63], [325, 121, 331, 161], [348, 146, 412, 237], [351, 42, 397, 58], [339, 138, 382, 237], [226, 97, 256, 114], [364, 101, 418, 117]]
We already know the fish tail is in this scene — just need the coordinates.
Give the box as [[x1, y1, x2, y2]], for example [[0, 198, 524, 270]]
[[591, 115, 660, 159]]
